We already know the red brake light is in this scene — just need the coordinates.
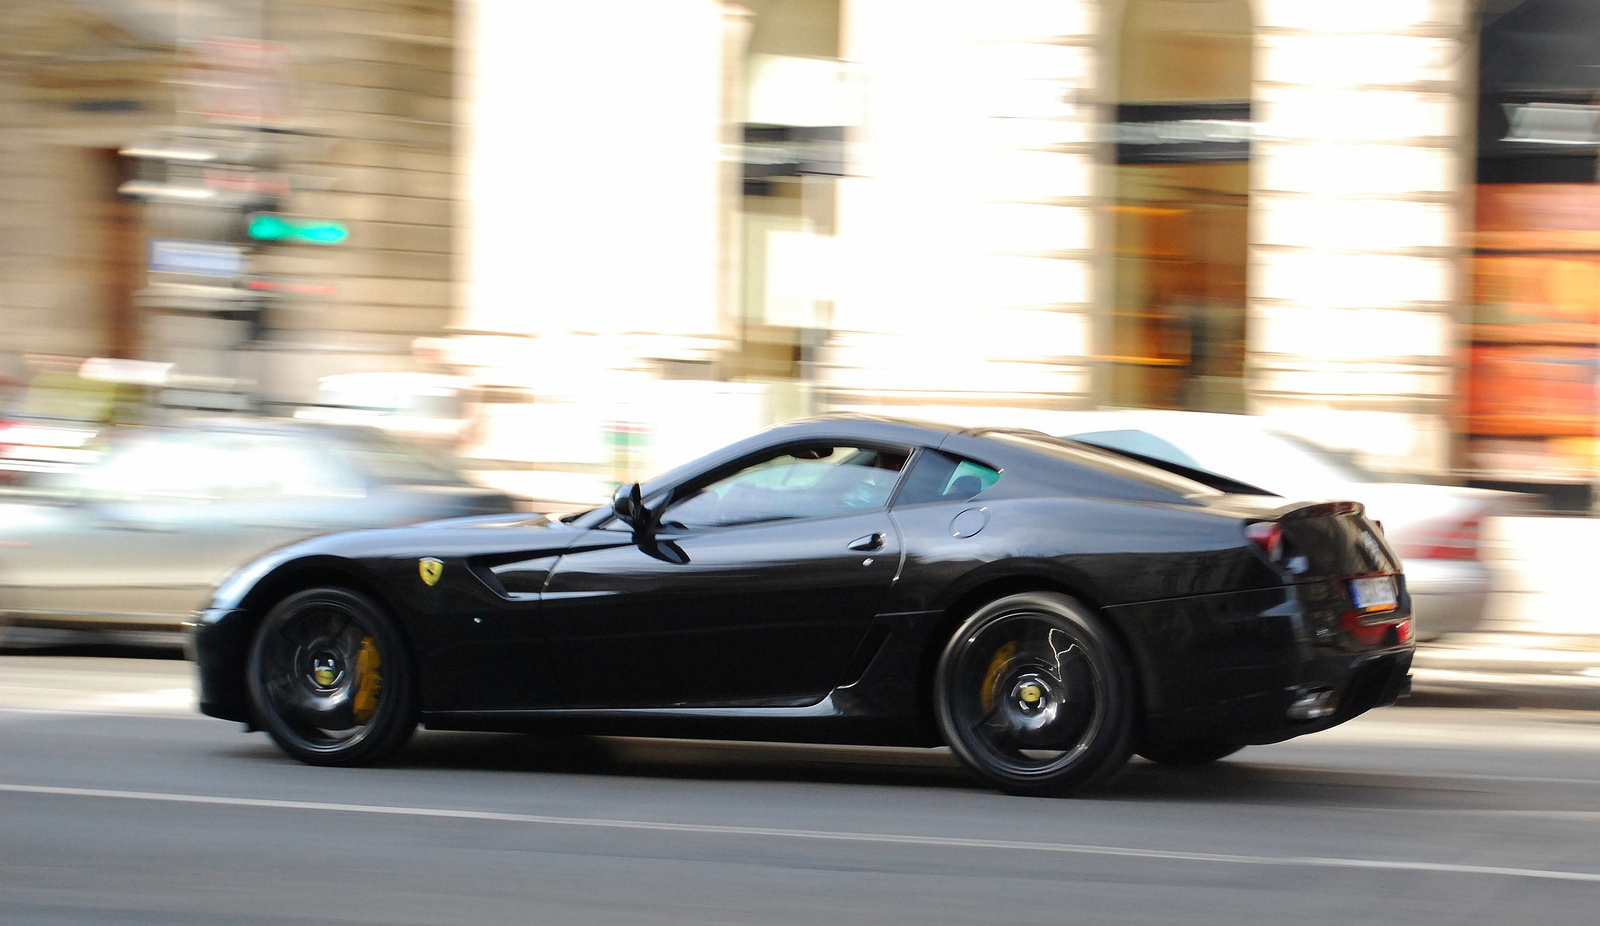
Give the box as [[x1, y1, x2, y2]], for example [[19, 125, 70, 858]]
[[1245, 521, 1283, 562], [1395, 513, 1483, 562], [1341, 610, 1411, 645]]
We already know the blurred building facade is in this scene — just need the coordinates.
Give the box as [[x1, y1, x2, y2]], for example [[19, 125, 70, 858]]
[[1468, 0, 1600, 497], [6, 2, 1595, 500], [0, 0, 455, 410], [457, 0, 1475, 488]]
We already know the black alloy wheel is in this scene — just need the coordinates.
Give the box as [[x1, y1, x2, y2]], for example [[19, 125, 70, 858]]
[[934, 592, 1134, 796], [1136, 740, 1244, 767], [246, 587, 416, 767]]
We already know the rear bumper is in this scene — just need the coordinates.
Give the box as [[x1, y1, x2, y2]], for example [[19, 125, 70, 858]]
[[1142, 647, 1414, 748], [1119, 579, 1415, 750]]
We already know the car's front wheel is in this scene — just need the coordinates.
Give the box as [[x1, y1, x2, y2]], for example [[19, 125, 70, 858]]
[[246, 587, 416, 766], [934, 592, 1134, 796]]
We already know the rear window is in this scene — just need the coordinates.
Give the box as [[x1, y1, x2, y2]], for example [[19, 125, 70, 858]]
[[894, 450, 1002, 507], [981, 430, 1222, 499]]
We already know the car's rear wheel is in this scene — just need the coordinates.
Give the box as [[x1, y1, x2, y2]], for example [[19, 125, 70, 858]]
[[934, 592, 1134, 796], [1137, 740, 1243, 766], [246, 587, 416, 766]]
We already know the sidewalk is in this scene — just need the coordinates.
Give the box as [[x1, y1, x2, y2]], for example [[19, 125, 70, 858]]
[[1406, 515, 1600, 707], [1409, 633, 1600, 709]]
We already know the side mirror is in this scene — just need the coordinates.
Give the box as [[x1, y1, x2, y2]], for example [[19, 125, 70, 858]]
[[611, 482, 648, 530]]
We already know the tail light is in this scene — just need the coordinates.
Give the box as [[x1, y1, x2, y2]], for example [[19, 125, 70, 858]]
[[1341, 610, 1411, 645], [1244, 521, 1283, 564], [1395, 512, 1483, 562]]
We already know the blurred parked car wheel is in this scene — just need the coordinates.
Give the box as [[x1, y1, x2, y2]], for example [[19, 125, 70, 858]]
[[934, 592, 1134, 796], [247, 587, 416, 766]]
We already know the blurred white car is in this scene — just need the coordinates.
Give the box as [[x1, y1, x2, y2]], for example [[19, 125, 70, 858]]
[[1055, 410, 1527, 640], [293, 372, 472, 448], [0, 417, 515, 634]]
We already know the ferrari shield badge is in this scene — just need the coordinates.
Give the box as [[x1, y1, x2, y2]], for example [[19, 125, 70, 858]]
[[418, 557, 444, 586]]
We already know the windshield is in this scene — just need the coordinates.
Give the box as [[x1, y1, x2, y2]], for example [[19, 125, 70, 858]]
[[324, 429, 464, 485]]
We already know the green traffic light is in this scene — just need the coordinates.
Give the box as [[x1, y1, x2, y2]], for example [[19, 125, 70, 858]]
[[248, 213, 348, 245], [248, 213, 291, 240], [300, 223, 348, 244]]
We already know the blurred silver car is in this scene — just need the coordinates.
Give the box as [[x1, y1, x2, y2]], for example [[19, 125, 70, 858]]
[[0, 418, 515, 633], [1056, 410, 1525, 640]]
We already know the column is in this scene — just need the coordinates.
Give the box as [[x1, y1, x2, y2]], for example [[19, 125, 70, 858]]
[[826, 0, 1102, 430], [1248, 0, 1472, 475]]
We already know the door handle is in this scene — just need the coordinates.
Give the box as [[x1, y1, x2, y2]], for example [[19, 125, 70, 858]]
[[848, 532, 885, 552]]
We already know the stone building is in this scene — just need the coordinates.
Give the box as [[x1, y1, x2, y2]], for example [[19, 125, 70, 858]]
[[0, 0, 457, 407]]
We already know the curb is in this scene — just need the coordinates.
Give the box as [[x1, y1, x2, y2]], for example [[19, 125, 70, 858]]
[[1408, 638, 1600, 709], [1414, 634, 1600, 676]]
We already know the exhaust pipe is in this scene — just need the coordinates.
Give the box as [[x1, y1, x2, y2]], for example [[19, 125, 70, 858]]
[[1287, 687, 1339, 722]]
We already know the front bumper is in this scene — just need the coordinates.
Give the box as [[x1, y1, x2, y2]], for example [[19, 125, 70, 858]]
[[188, 607, 254, 723]]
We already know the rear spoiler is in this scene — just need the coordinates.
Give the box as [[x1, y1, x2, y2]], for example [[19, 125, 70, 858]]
[[1065, 441, 1279, 497]]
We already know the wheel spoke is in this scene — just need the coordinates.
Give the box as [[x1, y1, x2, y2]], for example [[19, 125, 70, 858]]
[[972, 703, 1017, 752], [327, 612, 357, 650], [306, 696, 358, 733]]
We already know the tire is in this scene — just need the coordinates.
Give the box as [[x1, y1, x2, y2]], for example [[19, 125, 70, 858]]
[[934, 592, 1135, 796], [246, 587, 417, 767], [1136, 740, 1243, 767]]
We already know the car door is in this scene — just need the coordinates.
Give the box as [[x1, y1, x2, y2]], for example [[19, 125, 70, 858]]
[[539, 442, 912, 708]]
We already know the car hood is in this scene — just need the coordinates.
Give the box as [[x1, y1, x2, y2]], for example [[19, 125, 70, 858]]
[[207, 511, 580, 611], [413, 510, 562, 530]]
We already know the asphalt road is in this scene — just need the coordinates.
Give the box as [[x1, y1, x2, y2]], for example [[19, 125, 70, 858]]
[[1, 653, 1597, 925]]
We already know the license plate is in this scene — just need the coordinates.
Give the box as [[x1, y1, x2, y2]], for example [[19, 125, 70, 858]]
[[1350, 576, 1398, 613]]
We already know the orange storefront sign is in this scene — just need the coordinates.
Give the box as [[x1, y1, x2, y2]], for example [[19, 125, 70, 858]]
[[1469, 184, 1600, 478]]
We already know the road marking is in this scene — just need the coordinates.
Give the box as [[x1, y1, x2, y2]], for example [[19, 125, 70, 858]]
[[2, 782, 1598, 884], [1260, 763, 1600, 788]]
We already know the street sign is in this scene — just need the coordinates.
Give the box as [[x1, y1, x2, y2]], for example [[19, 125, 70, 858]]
[[148, 239, 246, 277]]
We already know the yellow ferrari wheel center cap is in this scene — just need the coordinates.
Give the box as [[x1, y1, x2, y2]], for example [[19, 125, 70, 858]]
[[314, 668, 337, 686], [1019, 684, 1043, 705]]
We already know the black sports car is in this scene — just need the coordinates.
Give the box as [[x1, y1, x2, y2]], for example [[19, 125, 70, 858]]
[[190, 415, 1413, 796]]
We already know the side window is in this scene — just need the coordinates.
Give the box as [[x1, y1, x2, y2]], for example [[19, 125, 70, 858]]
[[76, 435, 229, 504], [661, 444, 910, 529], [893, 450, 1001, 507]]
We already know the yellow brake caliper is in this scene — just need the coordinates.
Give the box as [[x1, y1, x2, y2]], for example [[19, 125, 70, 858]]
[[979, 641, 1017, 712], [351, 637, 383, 723]]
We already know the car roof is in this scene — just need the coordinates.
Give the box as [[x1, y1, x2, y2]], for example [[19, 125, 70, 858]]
[[749, 414, 1103, 458], [621, 412, 1219, 510]]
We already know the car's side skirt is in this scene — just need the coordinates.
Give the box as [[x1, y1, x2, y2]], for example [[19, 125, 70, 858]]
[[419, 699, 942, 747]]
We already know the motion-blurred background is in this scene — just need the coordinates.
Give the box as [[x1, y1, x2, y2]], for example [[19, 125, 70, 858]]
[[0, 1, 1597, 646]]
